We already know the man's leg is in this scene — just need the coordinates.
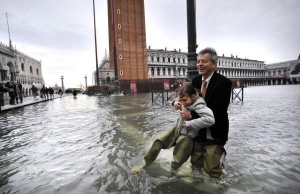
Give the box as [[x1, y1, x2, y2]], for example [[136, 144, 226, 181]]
[[203, 144, 227, 178], [190, 141, 206, 169]]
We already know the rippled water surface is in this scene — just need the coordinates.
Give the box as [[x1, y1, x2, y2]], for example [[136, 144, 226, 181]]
[[1, 85, 300, 194]]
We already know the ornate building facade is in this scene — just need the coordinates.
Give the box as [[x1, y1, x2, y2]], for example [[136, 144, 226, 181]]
[[215, 54, 265, 86], [147, 47, 188, 80], [147, 48, 266, 86], [98, 52, 115, 86], [0, 41, 44, 95], [265, 56, 300, 85], [98, 47, 299, 89]]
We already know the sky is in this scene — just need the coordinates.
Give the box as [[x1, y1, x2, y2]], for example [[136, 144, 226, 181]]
[[0, 0, 299, 88]]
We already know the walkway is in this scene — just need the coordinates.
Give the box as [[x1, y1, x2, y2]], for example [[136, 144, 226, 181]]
[[0, 94, 64, 112]]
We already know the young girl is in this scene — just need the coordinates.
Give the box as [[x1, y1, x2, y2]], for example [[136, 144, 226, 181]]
[[131, 83, 215, 173]]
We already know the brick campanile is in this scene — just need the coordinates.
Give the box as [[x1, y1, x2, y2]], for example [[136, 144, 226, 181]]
[[107, 0, 148, 81]]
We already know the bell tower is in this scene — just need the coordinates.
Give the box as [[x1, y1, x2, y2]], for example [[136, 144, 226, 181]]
[[107, 0, 148, 81]]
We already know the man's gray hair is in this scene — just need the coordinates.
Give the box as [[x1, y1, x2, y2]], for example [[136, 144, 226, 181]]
[[198, 47, 218, 65]]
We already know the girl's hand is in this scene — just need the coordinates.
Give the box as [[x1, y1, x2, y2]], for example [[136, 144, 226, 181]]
[[174, 101, 181, 110], [184, 121, 188, 127]]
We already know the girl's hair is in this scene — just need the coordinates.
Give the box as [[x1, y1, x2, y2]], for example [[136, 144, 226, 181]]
[[178, 83, 196, 97]]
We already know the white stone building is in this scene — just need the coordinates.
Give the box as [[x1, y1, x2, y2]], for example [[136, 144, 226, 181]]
[[0, 41, 44, 102], [97, 47, 299, 88], [147, 47, 188, 79], [98, 53, 115, 86], [147, 47, 266, 86], [265, 56, 300, 85]]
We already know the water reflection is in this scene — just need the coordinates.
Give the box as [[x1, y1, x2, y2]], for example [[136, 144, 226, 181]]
[[0, 85, 300, 193]]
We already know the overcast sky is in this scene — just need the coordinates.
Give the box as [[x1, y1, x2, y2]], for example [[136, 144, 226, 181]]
[[0, 0, 299, 88]]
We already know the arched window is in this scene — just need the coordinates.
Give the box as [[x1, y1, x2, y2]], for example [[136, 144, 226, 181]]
[[36, 68, 39, 75], [21, 63, 25, 71], [106, 77, 111, 84], [30, 66, 33, 73]]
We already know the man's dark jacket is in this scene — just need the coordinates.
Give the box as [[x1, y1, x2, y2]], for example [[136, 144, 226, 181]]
[[192, 72, 232, 145]]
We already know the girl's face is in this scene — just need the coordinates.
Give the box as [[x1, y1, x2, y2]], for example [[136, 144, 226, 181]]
[[179, 94, 196, 107]]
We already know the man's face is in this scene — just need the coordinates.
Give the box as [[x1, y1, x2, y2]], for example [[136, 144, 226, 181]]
[[197, 53, 216, 79]]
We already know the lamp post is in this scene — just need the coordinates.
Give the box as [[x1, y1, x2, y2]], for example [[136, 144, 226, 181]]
[[186, 0, 198, 82], [84, 75, 87, 91], [61, 76, 64, 92], [92, 0, 100, 92]]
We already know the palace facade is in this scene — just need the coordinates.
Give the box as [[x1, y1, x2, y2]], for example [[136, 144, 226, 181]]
[[147, 47, 266, 86], [265, 57, 300, 85], [0, 41, 44, 95], [98, 47, 299, 88]]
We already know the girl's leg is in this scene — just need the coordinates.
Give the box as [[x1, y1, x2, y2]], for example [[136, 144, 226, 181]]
[[131, 140, 164, 173], [171, 136, 194, 170]]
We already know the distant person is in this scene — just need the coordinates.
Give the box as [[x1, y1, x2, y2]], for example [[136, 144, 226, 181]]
[[13, 82, 20, 104], [40, 86, 46, 99], [6, 81, 15, 105], [17, 82, 23, 103], [25, 88, 28, 98], [131, 83, 215, 173], [178, 47, 232, 178], [45, 87, 49, 99], [0, 84, 9, 93], [0, 84, 9, 106], [31, 85, 38, 100], [58, 88, 63, 97], [49, 87, 54, 98], [72, 89, 78, 97]]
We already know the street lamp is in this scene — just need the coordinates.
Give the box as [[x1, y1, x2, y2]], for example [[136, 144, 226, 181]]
[[186, 0, 198, 82], [84, 75, 87, 91], [92, 0, 100, 91], [61, 76, 64, 92]]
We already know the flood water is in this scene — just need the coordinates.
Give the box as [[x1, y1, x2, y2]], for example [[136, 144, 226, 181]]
[[1, 85, 300, 194]]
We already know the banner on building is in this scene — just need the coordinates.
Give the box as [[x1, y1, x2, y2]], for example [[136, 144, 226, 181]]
[[163, 79, 170, 90], [230, 78, 244, 88]]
